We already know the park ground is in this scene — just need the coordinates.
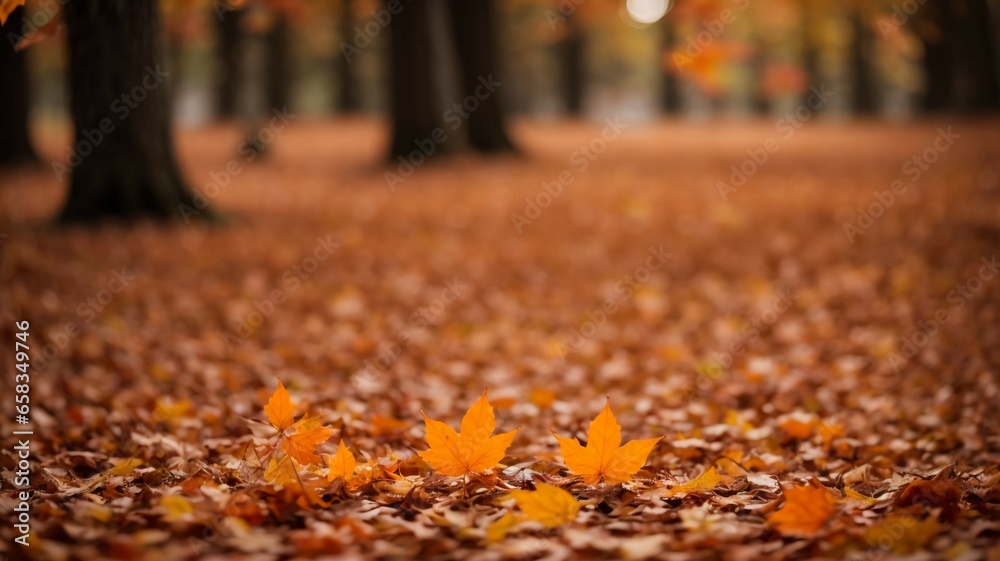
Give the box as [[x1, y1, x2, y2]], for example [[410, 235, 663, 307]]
[[1, 118, 999, 559]]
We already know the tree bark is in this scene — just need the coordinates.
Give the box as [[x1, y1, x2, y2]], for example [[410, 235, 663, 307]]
[[559, 16, 584, 115], [214, 6, 243, 119], [850, 8, 877, 114], [0, 7, 36, 166], [955, 0, 998, 111], [387, 0, 459, 160], [60, 0, 206, 223], [661, 17, 681, 114], [335, 0, 361, 112], [447, 0, 515, 152], [265, 14, 291, 111]]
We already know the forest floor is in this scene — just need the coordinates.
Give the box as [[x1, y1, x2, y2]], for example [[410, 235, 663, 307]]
[[1, 118, 1000, 560]]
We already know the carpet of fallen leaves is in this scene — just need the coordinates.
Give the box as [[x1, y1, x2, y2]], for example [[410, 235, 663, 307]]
[[1, 118, 1000, 560]]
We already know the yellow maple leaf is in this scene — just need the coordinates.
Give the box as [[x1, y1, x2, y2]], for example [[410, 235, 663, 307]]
[[282, 416, 335, 466], [552, 397, 662, 485], [0, 0, 26, 26], [418, 389, 519, 477], [768, 483, 838, 537], [506, 483, 581, 527], [663, 466, 725, 497], [264, 379, 296, 431], [264, 455, 299, 486], [326, 440, 358, 482]]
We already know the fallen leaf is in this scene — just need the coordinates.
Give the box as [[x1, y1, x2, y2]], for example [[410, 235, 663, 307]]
[[282, 416, 335, 465], [486, 512, 521, 543], [110, 458, 143, 476], [327, 440, 358, 482], [505, 483, 581, 527], [264, 455, 299, 486], [768, 483, 837, 537], [663, 466, 725, 497], [864, 515, 939, 554], [553, 397, 662, 485], [895, 474, 963, 521], [372, 415, 410, 436], [264, 379, 296, 431], [161, 495, 194, 522], [418, 389, 519, 477]]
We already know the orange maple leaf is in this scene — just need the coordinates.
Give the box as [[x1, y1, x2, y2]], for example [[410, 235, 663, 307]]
[[264, 379, 296, 431], [282, 416, 335, 466], [418, 389, 519, 477], [768, 482, 838, 537], [553, 397, 662, 485], [326, 440, 358, 482]]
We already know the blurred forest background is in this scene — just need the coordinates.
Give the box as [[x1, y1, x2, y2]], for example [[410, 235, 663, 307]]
[[2, 0, 998, 170]]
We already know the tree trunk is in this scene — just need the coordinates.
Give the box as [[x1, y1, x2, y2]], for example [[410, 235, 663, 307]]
[[800, 1, 820, 107], [265, 15, 291, 111], [661, 17, 681, 114], [335, 0, 360, 112], [214, 6, 243, 119], [447, 0, 515, 152], [918, 0, 953, 111], [0, 7, 36, 166], [956, 0, 998, 111], [559, 16, 584, 115], [387, 0, 459, 160], [850, 8, 877, 114], [60, 0, 206, 223]]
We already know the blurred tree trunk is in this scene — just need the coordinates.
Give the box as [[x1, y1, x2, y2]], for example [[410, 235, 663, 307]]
[[60, 0, 205, 223], [447, 0, 515, 152], [661, 17, 681, 114], [559, 16, 584, 115], [918, 0, 954, 112], [800, 1, 820, 106], [335, 0, 360, 112], [850, 8, 877, 114], [916, 0, 997, 112], [0, 7, 36, 166], [265, 14, 291, 111], [955, 0, 998, 110], [214, 7, 243, 119], [387, 0, 458, 159]]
